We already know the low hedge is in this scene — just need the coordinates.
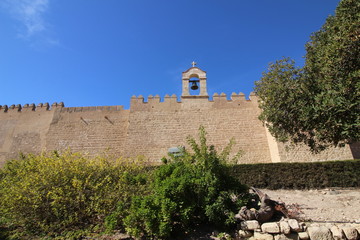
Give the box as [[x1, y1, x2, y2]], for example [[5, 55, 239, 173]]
[[230, 159, 360, 189]]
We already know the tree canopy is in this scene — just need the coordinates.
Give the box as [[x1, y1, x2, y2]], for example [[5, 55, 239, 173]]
[[255, 0, 360, 152]]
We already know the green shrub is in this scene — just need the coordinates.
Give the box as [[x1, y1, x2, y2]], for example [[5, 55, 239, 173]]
[[123, 126, 249, 239], [0, 151, 149, 238]]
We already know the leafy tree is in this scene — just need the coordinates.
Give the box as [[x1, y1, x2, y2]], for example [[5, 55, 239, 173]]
[[255, 0, 360, 152]]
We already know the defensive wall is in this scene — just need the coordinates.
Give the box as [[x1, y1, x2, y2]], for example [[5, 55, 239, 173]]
[[0, 66, 357, 166]]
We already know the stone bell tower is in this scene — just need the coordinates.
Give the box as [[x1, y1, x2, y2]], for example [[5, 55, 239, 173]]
[[181, 62, 209, 99]]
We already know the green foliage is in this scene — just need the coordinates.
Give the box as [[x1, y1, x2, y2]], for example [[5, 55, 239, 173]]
[[231, 159, 360, 189], [0, 151, 149, 238], [255, 0, 360, 152], [255, 58, 305, 144], [0, 129, 249, 239], [123, 126, 248, 239]]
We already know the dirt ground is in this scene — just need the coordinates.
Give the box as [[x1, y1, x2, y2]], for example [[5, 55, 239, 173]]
[[262, 188, 360, 223]]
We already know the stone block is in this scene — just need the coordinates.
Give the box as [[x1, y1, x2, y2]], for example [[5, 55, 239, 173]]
[[299, 222, 307, 232], [238, 230, 253, 238], [298, 231, 309, 240], [262, 222, 280, 234], [307, 226, 334, 240], [253, 231, 274, 240], [274, 234, 299, 240], [280, 221, 291, 234], [330, 225, 345, 240], [353, 224, 360, 234], [241, 220, 261, 230], [288, 219, 302, 232], [342, 227, 358, 240]]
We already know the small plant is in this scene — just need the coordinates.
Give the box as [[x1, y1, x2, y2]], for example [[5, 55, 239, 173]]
[[217, 232, 232, 240], [123, 126, 249, 239]]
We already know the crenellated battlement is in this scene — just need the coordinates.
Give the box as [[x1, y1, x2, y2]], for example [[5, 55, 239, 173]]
[[210, 91, 257, 102], [0, 102, 65, 113], [130, 92, 257, 104], [60, 105, 124, 113], [131, 94, 179, 104], [0, 102, 126, 113], [0, 91, 258, 116], [129, 92, 258, 111]]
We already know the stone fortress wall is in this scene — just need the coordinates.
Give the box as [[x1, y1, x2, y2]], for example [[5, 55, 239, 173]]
[[0, 66, 357, 166]]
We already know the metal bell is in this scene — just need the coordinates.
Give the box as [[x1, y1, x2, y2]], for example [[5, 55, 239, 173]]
[[191, 81, 199, 90]]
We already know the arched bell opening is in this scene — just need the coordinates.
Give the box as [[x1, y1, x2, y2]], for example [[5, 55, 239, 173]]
[[181, 63, 209, 98], [189, 77, 200, 95]]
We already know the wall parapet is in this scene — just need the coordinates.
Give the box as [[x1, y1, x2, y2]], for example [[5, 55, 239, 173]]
[[130, 92, 257, 104], [130, 94, 179, 111], [1, 92, 258, 113], [60, 105, 124, 113], [211, 91, 257, 101], [131, 94, 179, 104], [130, 92, 258, 111], [0, 102, 65, 113], [212, 92, 248, 102]]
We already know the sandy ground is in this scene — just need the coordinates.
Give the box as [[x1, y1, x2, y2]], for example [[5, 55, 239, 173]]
[[262, 188, 360, 223]]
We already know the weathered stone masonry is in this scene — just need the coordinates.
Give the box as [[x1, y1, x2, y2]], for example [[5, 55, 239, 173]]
[[0, 66, 357, 166]]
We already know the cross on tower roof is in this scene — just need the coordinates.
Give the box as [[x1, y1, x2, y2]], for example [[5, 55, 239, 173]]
[[192, 61, 197, 67]]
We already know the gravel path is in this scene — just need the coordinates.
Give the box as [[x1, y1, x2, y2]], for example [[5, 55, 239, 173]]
[[262, 188, 360, 223]]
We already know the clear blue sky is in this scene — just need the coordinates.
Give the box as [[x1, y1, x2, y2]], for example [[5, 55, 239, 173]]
[[0, 0, 340, 109]]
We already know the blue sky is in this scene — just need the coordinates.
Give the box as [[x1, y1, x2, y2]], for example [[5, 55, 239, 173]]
[[0, 0, 340, 109]]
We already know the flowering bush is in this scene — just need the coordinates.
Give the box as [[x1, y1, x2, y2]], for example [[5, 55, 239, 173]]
[[0, 151, 149, 239]]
